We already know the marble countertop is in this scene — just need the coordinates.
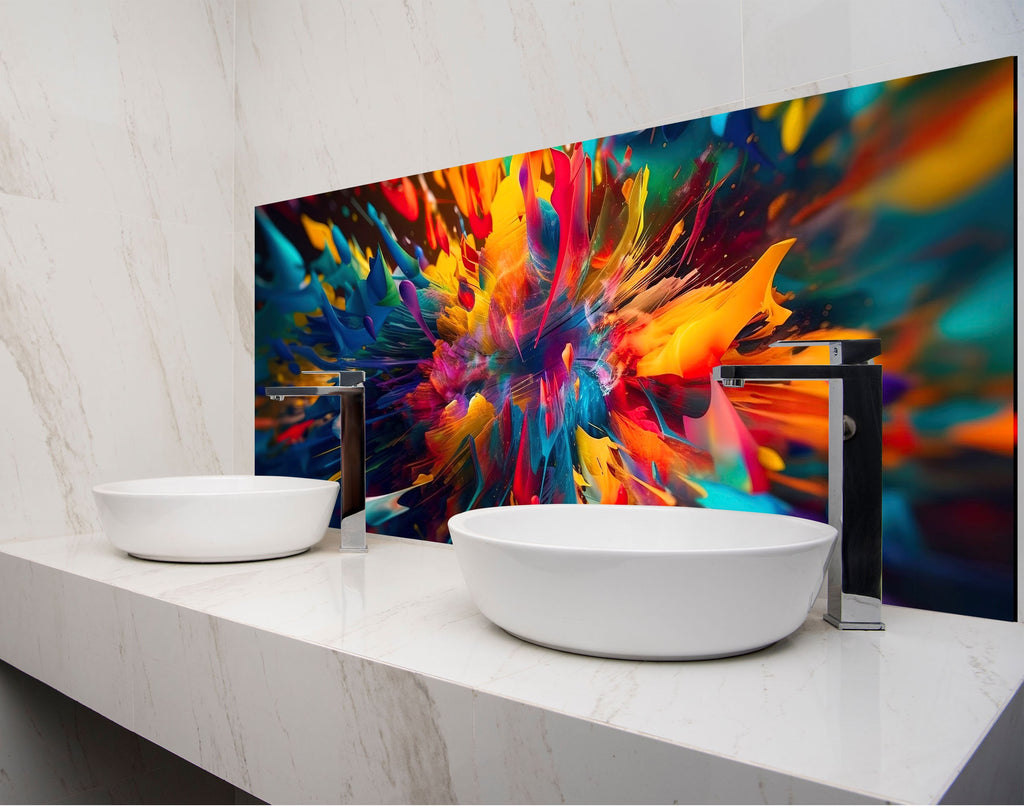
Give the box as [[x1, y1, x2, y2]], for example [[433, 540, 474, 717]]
[[1, 530, 1022, 804]]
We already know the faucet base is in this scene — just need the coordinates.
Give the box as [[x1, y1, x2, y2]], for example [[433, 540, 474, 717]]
[[335, 510, 368, 553], [325, 525, 368, 553], [824, 614, 886, 631]]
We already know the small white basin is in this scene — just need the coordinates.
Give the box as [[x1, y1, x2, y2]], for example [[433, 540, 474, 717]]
[[448, 504, 837, 661], [93, 475, 339, 562]]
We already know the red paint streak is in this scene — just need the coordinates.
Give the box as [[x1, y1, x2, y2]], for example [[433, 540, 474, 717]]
[[380, 177, 419, 221], [278, 420, 316, 444], [512, 416, 535, 505]]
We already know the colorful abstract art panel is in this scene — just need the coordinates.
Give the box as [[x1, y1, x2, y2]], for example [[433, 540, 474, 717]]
[[256, 58, 1016, 620]]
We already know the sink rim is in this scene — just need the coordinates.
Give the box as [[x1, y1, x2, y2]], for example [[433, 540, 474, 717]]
[[93, 474, 338, 497], [448, 503, 837, 556]]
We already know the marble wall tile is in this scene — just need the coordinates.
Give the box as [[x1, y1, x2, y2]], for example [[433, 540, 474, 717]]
[[233, 0, 429, 211], [233, 227, 256, 473], [742, 38, 1022, 111], [0, 193, 233, 540], [414, 0, 745, 170], [742, 0, 1023, 100], [0, 0, 235, 543], [0, 0, 234, 229], [234, 0, 744, 214], [741, 0, 854, 98]]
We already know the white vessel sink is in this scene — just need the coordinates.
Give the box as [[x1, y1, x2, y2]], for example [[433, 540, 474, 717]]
[[93, 475, 339, 562], [448, 504, 837, 660]]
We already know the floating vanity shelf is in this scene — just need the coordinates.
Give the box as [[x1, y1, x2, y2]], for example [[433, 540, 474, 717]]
[[0, 532, 1021, 804]]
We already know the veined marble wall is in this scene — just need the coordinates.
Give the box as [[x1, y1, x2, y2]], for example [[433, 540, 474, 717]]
[[0, 1, 236, 802], [0, 0, 235, 542], [234, 0, 1024, 620]]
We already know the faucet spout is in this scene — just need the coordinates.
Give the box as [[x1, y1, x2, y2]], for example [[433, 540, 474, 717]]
[[713, 339, 884, 630], [264, 371, 368, 553]]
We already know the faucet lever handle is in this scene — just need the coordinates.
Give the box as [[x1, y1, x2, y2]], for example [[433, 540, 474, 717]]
[[771, 338, 881, 365]]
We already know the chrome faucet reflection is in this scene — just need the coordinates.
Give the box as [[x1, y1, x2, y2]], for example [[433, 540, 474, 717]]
[[265, 370, 367, 553], [712, 339, 884, 630]]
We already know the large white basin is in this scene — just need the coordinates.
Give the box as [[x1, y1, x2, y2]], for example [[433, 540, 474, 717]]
[[93, 475, 339, 562], [448, 504, 837, 660]]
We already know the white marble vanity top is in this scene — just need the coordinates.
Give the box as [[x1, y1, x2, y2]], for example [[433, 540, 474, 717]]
[[1, 531, 1021, 804]]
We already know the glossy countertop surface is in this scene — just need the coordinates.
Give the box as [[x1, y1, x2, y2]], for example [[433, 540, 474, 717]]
[[2, 530, 1023, 803]]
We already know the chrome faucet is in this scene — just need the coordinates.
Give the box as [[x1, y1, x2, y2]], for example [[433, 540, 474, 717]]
[[265, 370, 367, 553], [712, 339, 884, 630]]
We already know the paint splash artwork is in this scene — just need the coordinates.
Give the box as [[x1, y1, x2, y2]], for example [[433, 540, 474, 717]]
[[256, 58, 1016, 620]]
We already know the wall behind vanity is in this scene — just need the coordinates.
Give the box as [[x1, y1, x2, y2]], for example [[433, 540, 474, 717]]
[[0, 1, 1016, 606], [234, 0, 1023, 623], [0, 0, 235, 542]]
